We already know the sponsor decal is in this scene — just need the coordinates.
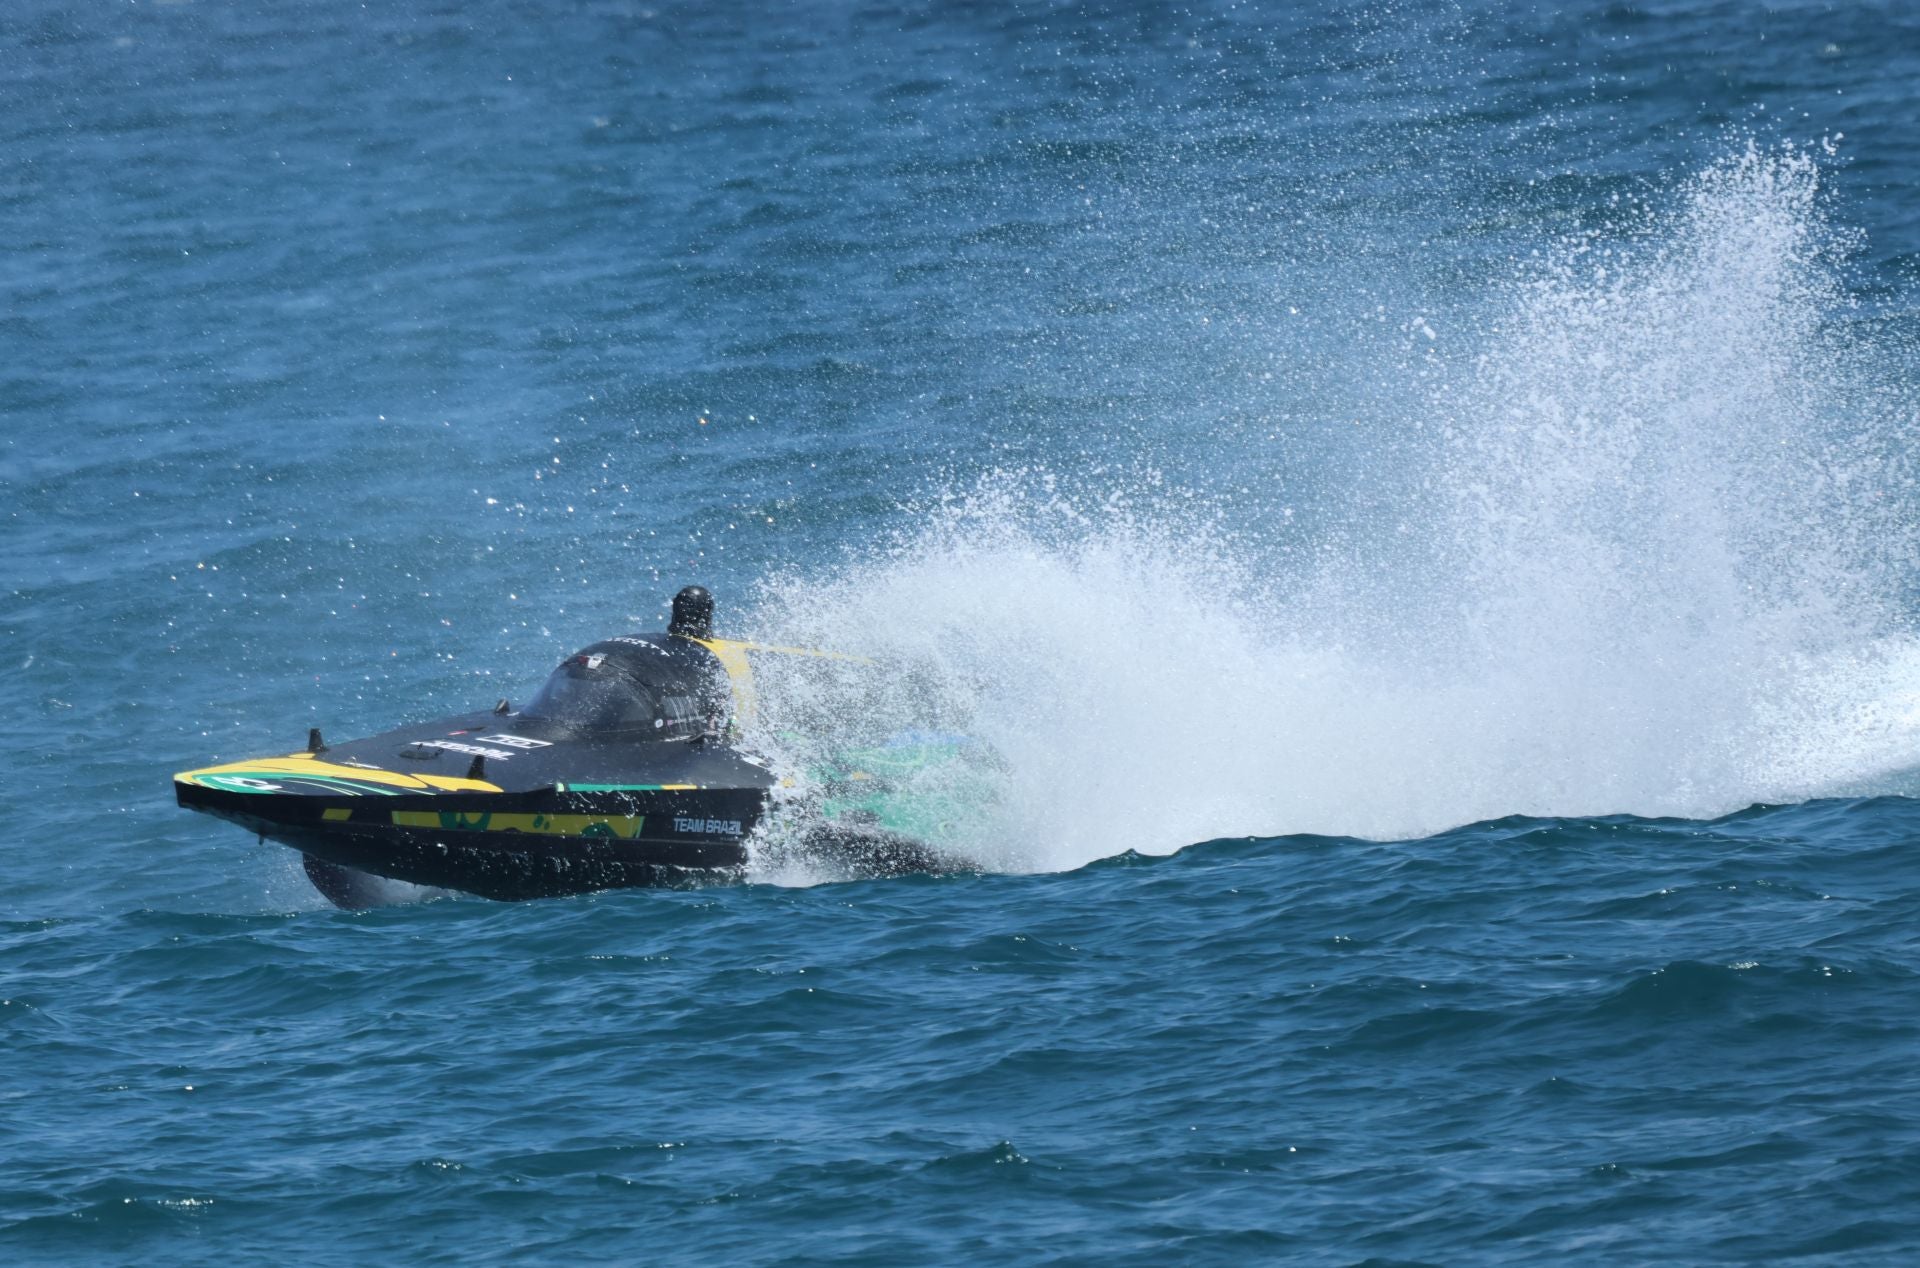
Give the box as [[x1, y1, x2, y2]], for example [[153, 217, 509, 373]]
[[674, 816, 743, 837], [412, 739, 518, 760], [477, 734, 551, 750]]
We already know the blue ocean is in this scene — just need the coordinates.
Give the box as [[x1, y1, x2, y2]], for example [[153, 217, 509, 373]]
[[7, 0, 1920, 1260]]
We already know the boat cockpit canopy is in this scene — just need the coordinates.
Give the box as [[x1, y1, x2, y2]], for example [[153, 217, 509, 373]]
[[520, 640, 711, 738]]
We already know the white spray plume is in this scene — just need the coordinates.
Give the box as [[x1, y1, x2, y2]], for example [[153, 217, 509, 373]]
[[741, 146, 1920, 873]]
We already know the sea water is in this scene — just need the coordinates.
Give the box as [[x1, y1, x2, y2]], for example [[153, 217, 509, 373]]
[[5, 1, 1920, 1261]]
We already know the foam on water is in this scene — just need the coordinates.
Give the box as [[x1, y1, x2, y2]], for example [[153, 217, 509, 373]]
[[742, 146, 1920, 871]]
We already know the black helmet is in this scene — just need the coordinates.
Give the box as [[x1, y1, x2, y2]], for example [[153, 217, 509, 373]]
[[669, 585, 714, 637]]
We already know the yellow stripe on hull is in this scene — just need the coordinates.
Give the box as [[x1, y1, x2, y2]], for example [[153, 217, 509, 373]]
[[687, 636, 757, 725], [174, 753, 503, 793], [686, 636, 873, 728], [391, 810, 646, 839]]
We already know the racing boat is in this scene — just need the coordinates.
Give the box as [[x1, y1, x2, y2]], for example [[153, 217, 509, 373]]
[[174, 588, 976, 905]]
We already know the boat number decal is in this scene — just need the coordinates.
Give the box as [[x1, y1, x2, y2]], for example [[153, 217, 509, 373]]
[[674, 816, 743, 836], [411, 739, 519, 760], [476, 734, 551, 749], [202, 775, 285, 794]]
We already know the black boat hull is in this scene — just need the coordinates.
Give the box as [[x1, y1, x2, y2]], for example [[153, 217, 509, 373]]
[[284, 823, 736, 901], [177, 772, 759, 902]]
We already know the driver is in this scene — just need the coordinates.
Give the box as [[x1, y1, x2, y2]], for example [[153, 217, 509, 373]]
[[668, 585, 714, 638]]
